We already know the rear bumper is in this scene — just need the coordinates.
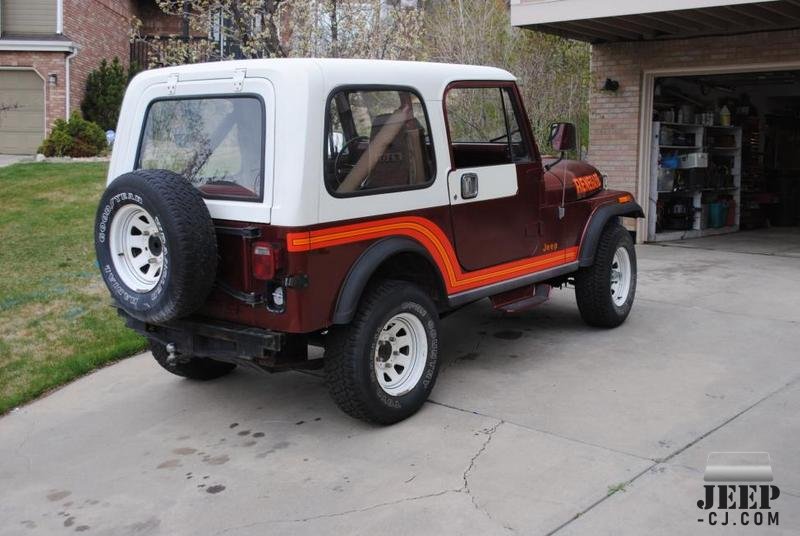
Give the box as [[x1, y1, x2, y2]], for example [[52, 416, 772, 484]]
[[117, 308, 315, 370]]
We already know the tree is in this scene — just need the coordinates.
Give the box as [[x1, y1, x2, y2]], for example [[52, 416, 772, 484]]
[[81, 58, 129, 131], [132, 0, 589, 148], [132, 0, 425, 66], [290, 0, 424, 60], [425, 0, 590, 150]]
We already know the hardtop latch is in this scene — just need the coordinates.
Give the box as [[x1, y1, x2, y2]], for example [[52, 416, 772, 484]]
[[233, 68, 246, 92], [166, 73, 179, 95]]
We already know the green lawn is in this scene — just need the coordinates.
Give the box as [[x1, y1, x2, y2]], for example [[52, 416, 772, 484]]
[[0, 162, 146, 414]]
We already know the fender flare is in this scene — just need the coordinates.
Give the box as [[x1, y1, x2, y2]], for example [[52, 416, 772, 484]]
[[578, 201, 644, 267], [332, 236, 442, 325]]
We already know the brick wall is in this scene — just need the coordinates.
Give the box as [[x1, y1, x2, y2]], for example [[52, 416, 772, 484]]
[[0, 51, 67, 133], [589, 28, 800, 196], [63, 0, 138, 116]]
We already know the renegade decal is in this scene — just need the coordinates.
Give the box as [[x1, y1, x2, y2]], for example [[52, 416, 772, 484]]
[[286, 216, 578, 295], [573, 173, 602, 198]]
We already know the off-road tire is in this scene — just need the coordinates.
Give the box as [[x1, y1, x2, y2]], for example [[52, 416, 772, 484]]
[[95, 169, 217, 323], [325, 280, 441, 424], [150, 340, 236, 380], [574, 223, 637, 328]]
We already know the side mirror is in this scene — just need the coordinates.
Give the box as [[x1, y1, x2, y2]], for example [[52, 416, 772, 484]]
[[548, 122, 577, 153]]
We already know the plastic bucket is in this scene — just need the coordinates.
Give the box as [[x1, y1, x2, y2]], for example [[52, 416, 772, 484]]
[[709, 202, 726, 228]]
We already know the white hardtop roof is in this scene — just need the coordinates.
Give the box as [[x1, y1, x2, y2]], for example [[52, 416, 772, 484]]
[[134, 58, 516, 101]]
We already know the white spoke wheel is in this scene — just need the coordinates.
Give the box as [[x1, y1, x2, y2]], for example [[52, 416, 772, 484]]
[[325, 280, 441, 425], [95, 169, 218, 324], [374, 312, 429, 396], [574, 223, 637, 328], [609, 246, 632, 306], [109, 205, 165, 292]]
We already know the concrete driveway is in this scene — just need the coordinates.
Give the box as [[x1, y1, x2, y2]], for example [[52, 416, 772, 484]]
[[0, 154, 31, 167], [1, 230, 799, 535]]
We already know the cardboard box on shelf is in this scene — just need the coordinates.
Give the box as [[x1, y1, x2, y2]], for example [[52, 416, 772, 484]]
[[678, 152, 708, 169]]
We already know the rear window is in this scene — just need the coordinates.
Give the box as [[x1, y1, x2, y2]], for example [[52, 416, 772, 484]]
[[137, 96, 264, 201]]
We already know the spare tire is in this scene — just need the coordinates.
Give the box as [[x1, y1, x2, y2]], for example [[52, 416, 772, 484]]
[[94, 169, 217, 323]]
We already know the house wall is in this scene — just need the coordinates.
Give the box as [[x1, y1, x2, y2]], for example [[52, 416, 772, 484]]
[[0, 51, 66, 134], [62, 0, 138, 116], [589, 28, 800, 196]]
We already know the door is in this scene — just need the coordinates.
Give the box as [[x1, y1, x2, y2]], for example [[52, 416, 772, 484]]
[[444, 83, 540, 271], [0, 70, 44, 154]]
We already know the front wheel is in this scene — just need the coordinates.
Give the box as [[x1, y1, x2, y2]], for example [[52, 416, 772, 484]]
[[324, 280, 441, 424], [575, 223, 637, 328]]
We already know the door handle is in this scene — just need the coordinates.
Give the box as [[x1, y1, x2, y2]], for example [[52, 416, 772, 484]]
[[461, 172, 478, 199]]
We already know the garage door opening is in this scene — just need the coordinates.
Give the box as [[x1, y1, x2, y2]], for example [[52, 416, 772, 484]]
[[0, 69, 45, 155], [647, 69, 800, 246]]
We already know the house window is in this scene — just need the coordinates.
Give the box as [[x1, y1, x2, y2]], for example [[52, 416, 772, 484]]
[[324, 88, 436, 196], [137, 96, 265, 201], [445, 86, 531, 168]]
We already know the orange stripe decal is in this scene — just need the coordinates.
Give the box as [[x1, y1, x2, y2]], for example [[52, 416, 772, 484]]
[[287, 216, 578, 295]]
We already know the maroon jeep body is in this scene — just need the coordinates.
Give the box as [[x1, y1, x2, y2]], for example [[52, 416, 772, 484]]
[[96, 59, 642, 424]]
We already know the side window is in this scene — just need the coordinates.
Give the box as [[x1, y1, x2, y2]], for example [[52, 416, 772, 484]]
[[445, 86, 531, 169], [137, 96, 264, 201], [324, 88, 435, 196]]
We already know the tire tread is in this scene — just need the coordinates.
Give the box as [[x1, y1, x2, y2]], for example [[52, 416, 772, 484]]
[[325, 280, 438, 424]]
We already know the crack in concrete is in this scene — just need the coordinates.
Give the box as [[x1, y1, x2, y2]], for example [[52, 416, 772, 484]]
[[213, 420, 508, 534], [461, 420, 502, 493], [460, 421, 506, 527], [427, 399, 652, 462], [287, 489, 457, 524], [212, 489, 458, 534]]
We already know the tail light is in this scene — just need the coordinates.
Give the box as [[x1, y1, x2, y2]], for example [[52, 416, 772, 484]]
[[252, 242, 280, 280]]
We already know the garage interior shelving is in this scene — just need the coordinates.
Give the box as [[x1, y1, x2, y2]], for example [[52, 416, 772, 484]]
[[649, 121, 742, 242], [647, 70, 800, 243]]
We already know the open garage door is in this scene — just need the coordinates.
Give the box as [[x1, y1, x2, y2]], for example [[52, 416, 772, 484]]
[[648, 69, 800, 242], [0, 70, 45, 155]]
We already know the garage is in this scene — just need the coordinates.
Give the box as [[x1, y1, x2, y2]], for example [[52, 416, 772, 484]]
[[0, 69, 45, 155], [648, 69, 800, 241], [511, 0, 800, 247]]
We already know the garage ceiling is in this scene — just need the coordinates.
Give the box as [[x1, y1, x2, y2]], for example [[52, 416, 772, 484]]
[[512, 0, 800, 43], [691, 70, 800, 86]]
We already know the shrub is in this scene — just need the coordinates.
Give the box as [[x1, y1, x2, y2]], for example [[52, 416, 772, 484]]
[[39, 113, 108, 157], [81, 57, 128, 131]]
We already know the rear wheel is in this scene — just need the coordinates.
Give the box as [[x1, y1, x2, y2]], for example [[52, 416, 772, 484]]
[[574, 223, 637, 328], [325, 280, 441, 424], [150, 340, 236, 380]]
